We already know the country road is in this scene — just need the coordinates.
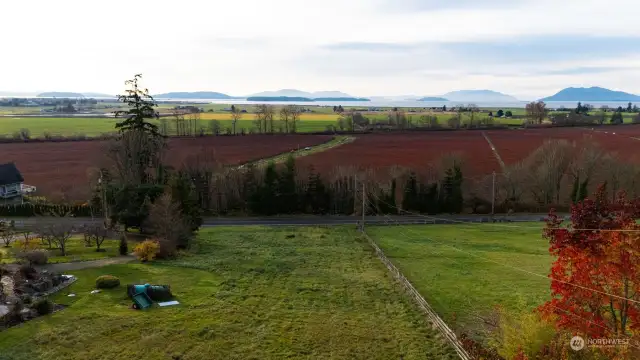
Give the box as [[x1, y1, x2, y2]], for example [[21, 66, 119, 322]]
[[4, 214, 565, 229]]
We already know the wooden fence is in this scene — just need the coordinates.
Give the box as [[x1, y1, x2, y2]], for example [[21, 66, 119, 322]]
[[360, 229, 472, 360]]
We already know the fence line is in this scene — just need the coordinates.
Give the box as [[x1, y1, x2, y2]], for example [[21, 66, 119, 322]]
[[359, 229, 471, 360]]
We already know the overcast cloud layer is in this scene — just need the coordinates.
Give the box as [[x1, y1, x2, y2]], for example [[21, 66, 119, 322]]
[[2, 0, 639, 99]]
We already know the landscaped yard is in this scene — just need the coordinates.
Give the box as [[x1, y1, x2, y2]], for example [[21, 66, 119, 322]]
[[0, 236, 130, 264], [367, 223, 552, 335], [0, 226, 458, 360]]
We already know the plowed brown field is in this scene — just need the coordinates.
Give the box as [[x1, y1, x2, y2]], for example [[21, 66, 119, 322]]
[[0, 135, 332, 199]]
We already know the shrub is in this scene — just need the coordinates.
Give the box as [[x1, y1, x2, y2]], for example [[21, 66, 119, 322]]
[[19, 264, 38, 280], [33, 298, 54, 316], [487, 302, 556, 360], [17, 250, 49, 266], [15, 238, 39, 251], [134, 240, 160, 262], [119, 234, 129, 255], [95, 275, 121, 289]]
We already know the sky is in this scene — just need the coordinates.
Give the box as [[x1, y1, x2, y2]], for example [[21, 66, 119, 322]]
[[2, 0, 640, 100]]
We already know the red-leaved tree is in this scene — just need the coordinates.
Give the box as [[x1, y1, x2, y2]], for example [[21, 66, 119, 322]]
[[540, 185, 640, 342]]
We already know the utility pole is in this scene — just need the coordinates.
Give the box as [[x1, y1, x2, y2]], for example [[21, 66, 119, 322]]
[[361, 181, 366, 231], [491, 171, 496, 217], [99, 171, 108, 227]]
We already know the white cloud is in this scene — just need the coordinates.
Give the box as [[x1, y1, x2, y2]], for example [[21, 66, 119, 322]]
[[1, 0, 639, 98]]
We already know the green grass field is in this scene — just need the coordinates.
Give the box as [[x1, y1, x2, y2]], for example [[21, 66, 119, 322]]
[[0, 113, 525, 137], [0, 226, 457, 360], [0, 236, 132, 264], [367, 223, 552, 335]]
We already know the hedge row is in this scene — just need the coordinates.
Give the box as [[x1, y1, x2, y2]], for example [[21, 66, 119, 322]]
[[0, 203, 94, 217]]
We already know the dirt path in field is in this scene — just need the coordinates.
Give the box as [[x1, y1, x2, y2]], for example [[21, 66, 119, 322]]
[[37, 255, 136, 273], [240, 135, 356, 168], [481, 131, 506, 170]]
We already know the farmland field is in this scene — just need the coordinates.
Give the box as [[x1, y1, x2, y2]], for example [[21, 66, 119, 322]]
[[485, 126, 640, 166], [0, 135, 333, 199], [0, 117, 337, 136], [0, 112, 525, 137], [295, 132, 502, 178], [368, 223, 551, 336], [0, 226, 458, 360]]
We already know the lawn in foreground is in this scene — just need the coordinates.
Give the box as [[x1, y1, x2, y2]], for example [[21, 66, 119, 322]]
[[368, 223, 552, 335], [0, 236, 130, 264], [0, 226, 457, 360]]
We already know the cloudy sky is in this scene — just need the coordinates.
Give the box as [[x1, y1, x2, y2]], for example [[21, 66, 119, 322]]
[[2, 0, 640, 99]]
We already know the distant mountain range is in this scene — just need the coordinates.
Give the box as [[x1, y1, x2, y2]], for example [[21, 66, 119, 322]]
[[540, 87, 640, 102], [439, 90, 519, 102], [418, 97, 449, 102], [153, 91, 239, 99], [246, 96, 370, 102]]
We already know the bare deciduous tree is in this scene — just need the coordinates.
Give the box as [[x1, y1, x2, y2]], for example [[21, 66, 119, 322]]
[[172, 109, 187, 136], [498, 161, 528, 211], [145, 193, 188, 257], [105, 129, 166, 185], [208, 119, 221, 136], [231, 106, 243, 135], [524, 139, 573, 205], [188, 112, 201, 136], [279, 106, 291, 133], [525, 101, 547, 124], [289, 105, 301, 133], [0, 222, 16, 247], [255, 105, 275, 133], [84, 223, 110, 252]]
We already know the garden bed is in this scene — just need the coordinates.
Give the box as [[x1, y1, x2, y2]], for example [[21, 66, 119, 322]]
[[1, 266, 76, 331]]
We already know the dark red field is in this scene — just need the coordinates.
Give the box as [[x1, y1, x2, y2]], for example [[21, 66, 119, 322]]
[[3, 127, 640, 200], [486, 126, 640, 166], [296, 132, 502, 178], [0, 135, 332, 199]]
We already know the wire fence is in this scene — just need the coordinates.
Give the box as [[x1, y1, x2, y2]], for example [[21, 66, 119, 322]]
[[359, 227, 472, 360]]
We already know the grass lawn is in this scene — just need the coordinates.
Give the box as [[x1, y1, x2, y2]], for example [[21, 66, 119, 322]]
[[367, 223, 552, 335], [0, 226, 458, 360], [0, 236, 129, 264]]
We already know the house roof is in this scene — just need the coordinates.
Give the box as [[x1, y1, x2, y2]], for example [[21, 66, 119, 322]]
[[0, 162, 24, 186]]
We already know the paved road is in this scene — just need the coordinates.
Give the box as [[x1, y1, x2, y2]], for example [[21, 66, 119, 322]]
[[4, 214, 564, 228]]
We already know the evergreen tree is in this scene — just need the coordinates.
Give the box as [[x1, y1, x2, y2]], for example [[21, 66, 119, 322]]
[[402, 172, 419, 212], [277, 155, 298, 214], [114, 74, 162, 137], [257, 162, 279, 215], [169, 171, 203, 247]]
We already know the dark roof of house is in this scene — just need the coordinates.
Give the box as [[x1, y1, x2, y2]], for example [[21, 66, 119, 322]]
[[0, 162, 24, 186]]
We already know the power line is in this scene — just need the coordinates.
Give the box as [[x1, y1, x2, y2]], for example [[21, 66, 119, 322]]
[[373, 213, 640, 350], [367, 192, 640, 305]]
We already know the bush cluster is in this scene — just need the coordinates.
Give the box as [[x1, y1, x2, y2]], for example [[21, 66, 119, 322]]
[[16, 250, 49, 266], [133, 240, 160, 262], [95, 275, 121, 289]]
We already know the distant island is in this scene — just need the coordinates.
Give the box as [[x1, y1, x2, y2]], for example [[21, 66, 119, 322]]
[[153, 91, 236, 99], [441, 90, 519, 102], [246, 96, 370, 102], [418, 97, 449, 102], [540, 87, 640, 102]]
